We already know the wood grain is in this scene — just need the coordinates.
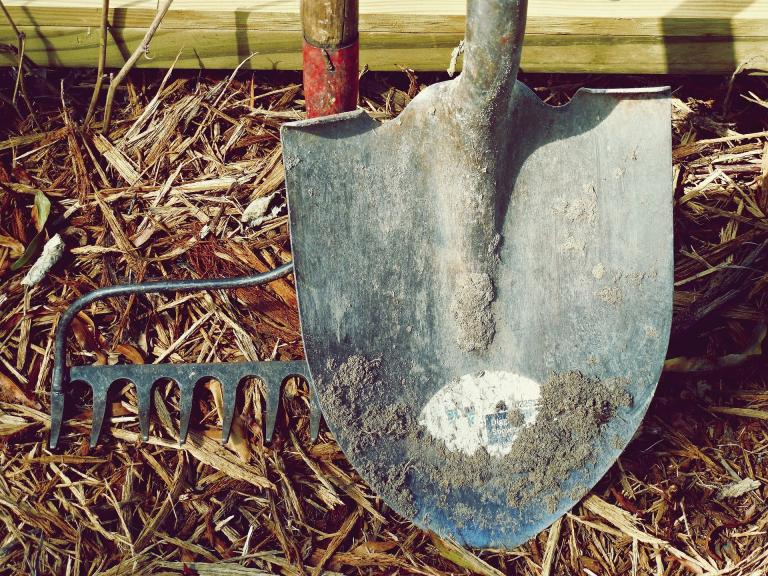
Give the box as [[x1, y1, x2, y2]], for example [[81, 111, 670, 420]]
[[301, 0, 358, 47], [1, 0, 767, 73]]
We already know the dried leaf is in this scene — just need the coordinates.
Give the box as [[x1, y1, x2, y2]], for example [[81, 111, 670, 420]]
[[10, 229, 46, 271], [11, 165, 32, 184], [32, 189, 51, 233], [71, 314, 108, 365], [114, 343, 145, 365], [0, 234, 24, 258]]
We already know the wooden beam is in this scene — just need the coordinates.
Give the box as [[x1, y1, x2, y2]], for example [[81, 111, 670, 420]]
[[1, 0, 767, 74]]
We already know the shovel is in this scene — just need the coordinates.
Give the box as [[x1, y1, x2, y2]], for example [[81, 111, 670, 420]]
[[283, 0, 672, 549]]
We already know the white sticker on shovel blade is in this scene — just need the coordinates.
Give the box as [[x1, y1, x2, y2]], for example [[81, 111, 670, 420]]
[[419, 371, 541, 457]]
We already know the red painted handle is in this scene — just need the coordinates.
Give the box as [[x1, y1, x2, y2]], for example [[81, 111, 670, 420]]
[[303, 40, 359, 118]]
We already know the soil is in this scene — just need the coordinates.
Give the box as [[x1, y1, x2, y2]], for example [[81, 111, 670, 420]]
[[451, 272, 496, 351], [592, 263, 606, 280], [320, 355, 419, 517], [412, 371, 633, 530], [596, 286, 624, 305], [506, 407, 526, 427], [322, 355, 634, 534]]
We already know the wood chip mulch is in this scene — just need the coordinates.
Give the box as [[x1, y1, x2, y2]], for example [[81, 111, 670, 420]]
[[0, 67, 767, 575]]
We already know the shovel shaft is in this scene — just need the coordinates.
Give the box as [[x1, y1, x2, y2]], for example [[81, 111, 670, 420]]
[[301, 0, 359, 118], [456, 0, 527, 112]]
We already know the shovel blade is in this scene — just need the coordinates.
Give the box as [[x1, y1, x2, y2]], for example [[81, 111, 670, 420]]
[[283, 81, 672, 548]]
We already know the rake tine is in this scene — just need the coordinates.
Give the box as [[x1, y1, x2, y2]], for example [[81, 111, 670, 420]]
[[50, 263, 297, 449], [49, 390, 65, 449], [263, 377, 282, 443], [178, 381, 194, 445], [309, 388, 322, 442], [89, 385, 108, 448], [135, 378, 154, 442], [220, 379, 238, 444]]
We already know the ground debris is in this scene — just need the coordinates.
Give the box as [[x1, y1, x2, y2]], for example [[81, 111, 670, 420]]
[[0, 68, 766, 575], [20, 233, 64, 286]]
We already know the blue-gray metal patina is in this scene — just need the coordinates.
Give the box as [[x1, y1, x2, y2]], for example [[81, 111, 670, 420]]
[[283, 0, 672, 549]]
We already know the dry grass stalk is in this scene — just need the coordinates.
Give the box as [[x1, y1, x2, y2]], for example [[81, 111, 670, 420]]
[[101, 0, 174, 133], [0, 0, 34, 122], [0, 68, 766, 575], [83, 0, 110, 127]]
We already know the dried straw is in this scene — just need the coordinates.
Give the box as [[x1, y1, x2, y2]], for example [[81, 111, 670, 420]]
[[0, 67, 766, 575]]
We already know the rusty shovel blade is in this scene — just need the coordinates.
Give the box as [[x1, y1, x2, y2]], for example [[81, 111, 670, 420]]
[[282, 0, 672, 549]]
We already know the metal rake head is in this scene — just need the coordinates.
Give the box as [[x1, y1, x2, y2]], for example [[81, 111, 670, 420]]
[[49, 263, 322, 449], [54, 361, 320, 449]]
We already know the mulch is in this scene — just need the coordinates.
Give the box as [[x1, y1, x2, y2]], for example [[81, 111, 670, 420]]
[[0, 64, 767, 575]]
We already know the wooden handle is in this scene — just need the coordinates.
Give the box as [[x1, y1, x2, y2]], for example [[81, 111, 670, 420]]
[[301, 0, 359, 117], [301, 0, 358, 48]]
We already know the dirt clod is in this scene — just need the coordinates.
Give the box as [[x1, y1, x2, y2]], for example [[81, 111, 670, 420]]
[[451, 272, 496, 351], [506, 407, 526, 427], [597, 286, 624, 305], [321, 355, 418, 517], [412, 371, 633, 530]]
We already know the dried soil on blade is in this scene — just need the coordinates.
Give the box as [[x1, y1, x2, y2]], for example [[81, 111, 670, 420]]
[[323, 356, 633, 533]]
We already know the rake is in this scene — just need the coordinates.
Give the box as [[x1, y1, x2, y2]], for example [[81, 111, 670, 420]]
[[49, 264, 321, 449]]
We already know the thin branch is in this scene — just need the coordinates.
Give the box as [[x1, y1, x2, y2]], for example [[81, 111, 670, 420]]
[[0, 0, 36, 124], [101, 0, 173, 133], [84, 0, 109, 127], [0, 0, 22, 103], [0, 0, 20, 40], [11, 28, 23, 103]]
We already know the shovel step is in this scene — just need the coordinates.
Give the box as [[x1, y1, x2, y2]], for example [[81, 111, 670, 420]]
[[58, 361, 318, 448]]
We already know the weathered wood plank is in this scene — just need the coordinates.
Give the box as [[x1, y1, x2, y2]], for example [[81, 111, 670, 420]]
[[4, 0, 768, 35], [1, 0, 767, 73]]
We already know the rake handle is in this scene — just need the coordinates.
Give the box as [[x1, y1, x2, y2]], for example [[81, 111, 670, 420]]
[[301, 0, 359, 118]]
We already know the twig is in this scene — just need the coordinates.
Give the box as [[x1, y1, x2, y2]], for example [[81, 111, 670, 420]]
[[84, 0, 109, 127], [0, 0, 21, 103], [101, 0, 173, 133], [541, 518, 563, 576], [0, 0, 36, 123], [11, 27, 22, 103]]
